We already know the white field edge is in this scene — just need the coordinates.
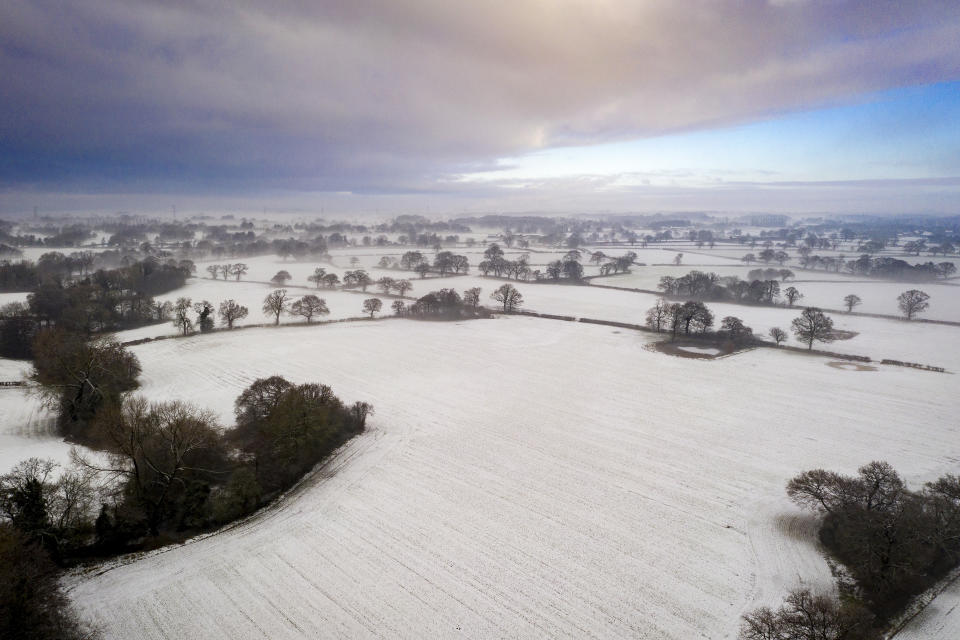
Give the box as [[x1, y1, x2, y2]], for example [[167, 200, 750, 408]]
[[62, 317, 959, 640]]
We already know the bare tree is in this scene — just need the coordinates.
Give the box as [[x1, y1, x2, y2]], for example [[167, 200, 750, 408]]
[[321, 273, 340, 288], [843, 294, 862, 313], [205, 265, 219, 279], [350, 401, 374, 428], [262, 289, 291, 325], [344, 269, 372, 291], [229, 263, 248, 281], [151, 300, 173, 321], [193, 300, 215, 332], [898, 289, 930, 320], [172, 297, 193, 335], [463, 287, 481, 309], [290, 295, 329, 323], [218, 299, 248, 328], [783, 286, 803, 307], [307, 267, 326, 288], [376, 277, 395, 295], [791, 307, 834, 350], [393, 279, 413, 297], [720, 316, 752, 342], [740, 589, 874, 640], [362, 298, 382, 317], [768, 327, 787, 346], [270, 270, 292, 286], [77, 397, 225, 536], [391, 299, 406, 316], [491, 284, 523, 311], [645, 299, 669, 332]]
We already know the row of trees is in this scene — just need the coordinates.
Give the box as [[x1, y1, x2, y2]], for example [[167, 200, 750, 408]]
[[645, 300, 838, 350], [3, 378, 370, 554], [204, 262, 249, 280], [800, 253, 955, 281], [395, 250, 470, 277], [658, 270, 793, 305]]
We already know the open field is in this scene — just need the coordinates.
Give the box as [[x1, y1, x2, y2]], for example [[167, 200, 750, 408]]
[[66, 318, 959, 639], [897, 580, 960, 639], [0, 357, 69, 473]]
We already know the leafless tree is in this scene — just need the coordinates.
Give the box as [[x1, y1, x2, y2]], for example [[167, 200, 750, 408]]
[[362, 298, 382, 317], [791, 307, 834, 350], [898, 289, 930, 320], [463, 287, 481, 309], [783, 286, 803, 306], [843, 294, 862, 313], [393, 279, 413, 297], [218, 299, 249, 328], [262, 289, 291, 325], [229, 263, 248, 281], [307, 267, 326, 288], [491, 284, 523, 311], [172, 297, 193, 335], [270, 270, 292, 286], [740, 589, 874, 640], [645, 299, 669, 332], [290, 295, 329, 323]]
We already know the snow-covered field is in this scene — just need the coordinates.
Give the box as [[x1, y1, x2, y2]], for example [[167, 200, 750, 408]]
[[0, 357, 69, 473], [66, 318, 959, 639], [0, 291, 30, 306], [898, 579, 960, 639]]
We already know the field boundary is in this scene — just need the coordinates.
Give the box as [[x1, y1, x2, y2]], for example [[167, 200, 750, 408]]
[[495, 309, 948, 371]]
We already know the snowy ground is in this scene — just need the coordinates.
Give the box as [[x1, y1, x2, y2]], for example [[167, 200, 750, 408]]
[[65, 318, 959, 640], [0, 291, 30, 306], [897, 580, 960, 639], [0, 357, 70, 473]]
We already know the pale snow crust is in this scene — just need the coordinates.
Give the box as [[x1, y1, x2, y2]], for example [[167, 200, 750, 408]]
[[897, 579, 960, 639], [64, 318, 958, 640]]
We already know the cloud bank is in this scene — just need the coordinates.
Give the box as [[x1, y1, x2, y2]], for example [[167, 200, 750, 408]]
[[2, 0, 960, 204]]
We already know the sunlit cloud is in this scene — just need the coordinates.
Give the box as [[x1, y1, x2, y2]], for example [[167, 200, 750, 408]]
[[2, 1, 960, 212]]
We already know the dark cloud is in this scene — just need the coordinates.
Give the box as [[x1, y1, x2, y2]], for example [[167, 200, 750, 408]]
[[2, 0, 960, 195]]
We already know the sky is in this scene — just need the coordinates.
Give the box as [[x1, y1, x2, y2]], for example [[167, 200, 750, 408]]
[[2, 0, 960, 216]]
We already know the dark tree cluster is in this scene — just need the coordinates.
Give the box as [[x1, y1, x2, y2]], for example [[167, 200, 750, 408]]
[[8, 368, 369, 567], [231, 377, 370, 498], [645, 299, 717, 337], [394, 285, 490, 318], [787, 462, 960, 618], [741, 588, 875, 640], [0, 523, 91, 640], [659, 270, 789, 305], [597, 251, 638, 275], [0, 258, 194, 358], [31, 330, 142, 441], [804, 253, 954, 281]]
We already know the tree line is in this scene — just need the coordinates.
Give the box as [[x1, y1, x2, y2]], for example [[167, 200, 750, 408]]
[[645, 299, 839, 350], [0, 258, 194, 359], [2, 328, 372, 638]]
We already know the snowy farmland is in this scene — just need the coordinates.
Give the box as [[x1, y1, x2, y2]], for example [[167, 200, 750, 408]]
[[66, 318, 959, 639], [0, 357, 69, 473]]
